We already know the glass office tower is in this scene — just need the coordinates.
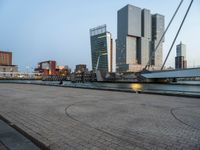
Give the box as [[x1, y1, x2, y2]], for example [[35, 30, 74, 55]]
[[90, 25, 113, 73]]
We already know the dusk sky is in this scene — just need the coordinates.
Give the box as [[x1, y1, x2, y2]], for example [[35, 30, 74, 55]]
[[0, 0, 199, 71]]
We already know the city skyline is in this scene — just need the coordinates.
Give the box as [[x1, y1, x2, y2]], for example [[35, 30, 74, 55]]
[[0, 0, 199, 71]]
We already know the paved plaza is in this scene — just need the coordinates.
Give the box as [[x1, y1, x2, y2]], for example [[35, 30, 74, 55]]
[[0, 83, 200, 150]]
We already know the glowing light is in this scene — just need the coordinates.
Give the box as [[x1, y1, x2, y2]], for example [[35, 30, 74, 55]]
[[130, 83, 142, 91]]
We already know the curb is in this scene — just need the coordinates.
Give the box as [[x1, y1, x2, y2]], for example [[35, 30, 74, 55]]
[[0, 115, 49, 150]]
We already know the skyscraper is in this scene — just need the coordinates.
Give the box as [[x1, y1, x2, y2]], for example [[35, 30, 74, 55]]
[[116, 5, 141, 72], [151, 14, 165, 67], [140, 9, 152, 66], [116, 4, 165, 72], [175, 42, 187, 69], [90, 25, 113, 73]]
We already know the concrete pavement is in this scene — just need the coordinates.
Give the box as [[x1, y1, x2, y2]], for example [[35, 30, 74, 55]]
[[0, 83, 200, 150], [0, 119, 40, 150]]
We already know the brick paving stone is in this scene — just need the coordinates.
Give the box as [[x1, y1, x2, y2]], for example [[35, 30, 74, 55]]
[[0, 83, 200, 150], [0, 142, 7, 150]]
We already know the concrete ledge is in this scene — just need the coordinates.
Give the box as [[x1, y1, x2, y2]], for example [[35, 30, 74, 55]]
[[0, 115, 49, 150]]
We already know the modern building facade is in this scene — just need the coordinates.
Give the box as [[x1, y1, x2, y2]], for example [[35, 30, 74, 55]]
[[35, 60, 56, 76], [151, 14, 165, 67], [116, 4, 165, 72], [90, 25, 113, 73], [0, 50, 18, 73], [75, 64, 88, 73], [56, 66, 71, 77], [175, 42, 187, 69], [0, 51, 12, 65], [0, 65, 18, 72]]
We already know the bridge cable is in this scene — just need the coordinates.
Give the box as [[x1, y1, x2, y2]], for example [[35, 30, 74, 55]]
[[161, 0, 194, 70], [144, 0, 184, 70]]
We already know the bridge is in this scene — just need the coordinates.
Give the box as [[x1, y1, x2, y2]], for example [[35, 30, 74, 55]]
[[142, 0, 196, 82], [141, 68, 200, 79]]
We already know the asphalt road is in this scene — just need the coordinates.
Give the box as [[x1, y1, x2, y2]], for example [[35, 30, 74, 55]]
[[0, 83, 199, 150]]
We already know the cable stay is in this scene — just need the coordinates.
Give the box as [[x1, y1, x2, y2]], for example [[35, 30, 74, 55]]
[[161, 0, 194, 70], [144, 0, 184, 70]]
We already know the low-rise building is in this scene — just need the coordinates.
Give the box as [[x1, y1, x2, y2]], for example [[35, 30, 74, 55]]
[[56, 65, 71, 76], [0, 50, 18, 76], [35, 61, 71, 80], [75, 64, 88, 73], [0, 51, 12, 65], [0, 65, 18, 72], [35, 60, 56, 76]]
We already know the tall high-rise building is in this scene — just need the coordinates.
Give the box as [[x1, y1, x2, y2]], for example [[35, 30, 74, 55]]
[[116, 5, 141, 73], [116, 4, 165, 72], [139, 9, 152, 66], [90, 25, 113, 72], [175, 42, 187, 69], [151, 14, 165, 67]]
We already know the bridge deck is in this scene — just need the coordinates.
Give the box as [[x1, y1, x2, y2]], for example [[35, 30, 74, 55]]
[[141, 68, 200, 79]]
